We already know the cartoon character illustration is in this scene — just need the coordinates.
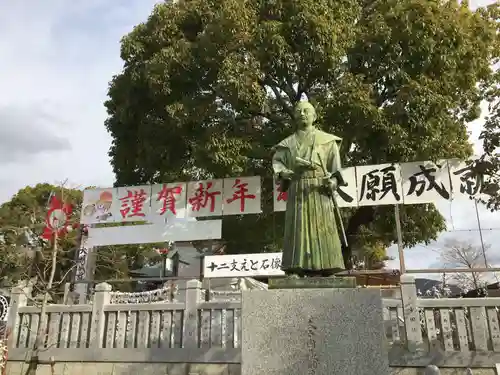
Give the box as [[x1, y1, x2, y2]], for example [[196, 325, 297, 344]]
[[82, 191, 113, 222]]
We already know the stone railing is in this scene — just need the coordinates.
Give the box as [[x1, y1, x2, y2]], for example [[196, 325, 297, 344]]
[[6, 276, 500, 370]]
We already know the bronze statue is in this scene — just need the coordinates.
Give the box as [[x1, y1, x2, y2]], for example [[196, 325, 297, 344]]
[[272, 101, 347, 278]]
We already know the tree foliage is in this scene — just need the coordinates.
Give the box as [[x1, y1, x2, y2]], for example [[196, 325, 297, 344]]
[[477, 0, 500, 211], [0, 184, 82, 292], [105, 0, 499, 266], [0, 184, 157, 293]]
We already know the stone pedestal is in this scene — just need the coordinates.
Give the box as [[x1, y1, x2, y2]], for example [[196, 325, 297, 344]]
[[241, 288, 390, 375], [268, 276, 356, 289]]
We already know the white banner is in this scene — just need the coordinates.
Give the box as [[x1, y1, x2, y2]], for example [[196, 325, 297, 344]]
[[151, 182, 187, 220], [88, 219, 222, 246], [223, 176, 262, 215], [81, 188, 117, 224], [115, 185, 152, 222], [401, 160, 451, 204], [334, 166, 358, 207], [203, 252, 285, 278], [356, 163, 403, 206], [186, 179, 224, 217], [81, 157, 487, 224], [448, 157, 485, 200]]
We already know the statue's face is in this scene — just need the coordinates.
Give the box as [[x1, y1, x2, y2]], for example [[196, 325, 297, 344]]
[[294, 102, 316, 129]]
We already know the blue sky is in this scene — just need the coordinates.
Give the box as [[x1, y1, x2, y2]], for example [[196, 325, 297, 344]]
[[0, 0, 498, 277]]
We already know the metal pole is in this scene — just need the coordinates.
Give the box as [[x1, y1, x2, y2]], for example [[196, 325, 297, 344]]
[[199, 254, 205, 282], [474, 201, 498, 283], [172, 252, 180, 277], [474, 199, 488, 267], [394, 204, 406, 274], [161, 255, 165, 278]]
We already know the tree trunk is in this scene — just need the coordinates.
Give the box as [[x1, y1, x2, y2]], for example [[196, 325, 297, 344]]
[[344, 207, 375, 269], [25, 233, 58, 375]]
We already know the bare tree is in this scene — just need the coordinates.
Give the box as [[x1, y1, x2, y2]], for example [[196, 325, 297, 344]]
[[439, 239, 491, 292]]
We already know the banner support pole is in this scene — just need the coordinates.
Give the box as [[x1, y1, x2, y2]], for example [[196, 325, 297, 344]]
[[395, 204, 406, 274]]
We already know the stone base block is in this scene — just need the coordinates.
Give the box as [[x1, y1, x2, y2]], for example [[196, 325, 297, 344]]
[[242, 288, 390, 375], [268, 276, 356, 289]]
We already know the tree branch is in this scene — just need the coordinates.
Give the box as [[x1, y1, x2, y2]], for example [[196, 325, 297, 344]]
[[261, 78, 294, 117], [343, 206, 376, 268], [246, 111, 285, 125]]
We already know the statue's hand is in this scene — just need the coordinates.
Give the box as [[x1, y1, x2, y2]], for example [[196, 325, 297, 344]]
[[279, 170, 294, 180], [324, 177, 338, 191]]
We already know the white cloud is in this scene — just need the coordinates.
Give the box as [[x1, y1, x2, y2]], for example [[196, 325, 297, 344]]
[[0, 105, 71, 163], [0, 0, 162, 200]]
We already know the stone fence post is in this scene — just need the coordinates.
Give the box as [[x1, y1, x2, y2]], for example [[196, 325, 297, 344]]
[[183, 279, 202, 348], [400, 274, 423, 352], [6, 285, 30, 350], [89, 282, 111, 348]]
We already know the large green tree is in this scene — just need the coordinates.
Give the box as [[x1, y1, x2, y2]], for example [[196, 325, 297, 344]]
[[478, 2, 500, 213], [105, 0, 499, 267]]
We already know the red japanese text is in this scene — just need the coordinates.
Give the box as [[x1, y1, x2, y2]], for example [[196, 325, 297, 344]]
[[119, 189, 148, 218], [276, 182, 288, 202], [188, 182, 221, 213], [226, 178, 256, 212], [157, 184, 183, 216]]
